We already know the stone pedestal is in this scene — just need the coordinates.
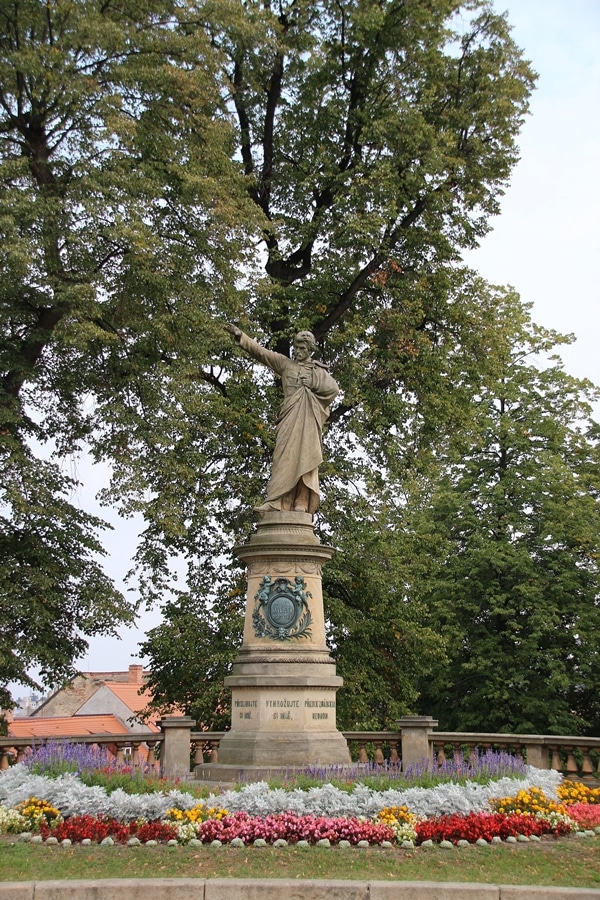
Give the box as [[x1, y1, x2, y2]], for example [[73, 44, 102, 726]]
[[397, 716, 438, 769], [213, 511, 349, 768]]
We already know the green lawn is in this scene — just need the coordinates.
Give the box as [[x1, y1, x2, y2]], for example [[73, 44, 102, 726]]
[[2, 835, 600, 888]]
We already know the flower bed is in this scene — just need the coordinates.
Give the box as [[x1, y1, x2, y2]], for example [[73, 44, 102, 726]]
[[40, 815, 179, 844], [1, 760, 599, 848], [416, 811, 569, 844]]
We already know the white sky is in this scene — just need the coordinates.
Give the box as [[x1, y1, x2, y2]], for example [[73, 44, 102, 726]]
[[14, 0, 600, 694], [464, 0, 600, 392]]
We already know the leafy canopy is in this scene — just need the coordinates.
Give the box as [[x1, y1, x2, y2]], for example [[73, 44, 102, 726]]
[[1, 0, 545, 728], [415, 292, 600, 735], [0, 0, 258, 703]]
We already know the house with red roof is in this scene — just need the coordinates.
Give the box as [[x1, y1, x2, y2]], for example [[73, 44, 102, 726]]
[[7, 665, 179, 742]]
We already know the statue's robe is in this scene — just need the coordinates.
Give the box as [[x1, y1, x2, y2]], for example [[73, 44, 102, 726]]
[[238, 333, 339, 514]]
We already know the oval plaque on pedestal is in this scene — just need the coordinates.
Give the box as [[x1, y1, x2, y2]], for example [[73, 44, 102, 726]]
[[252, 575, 313, 640]]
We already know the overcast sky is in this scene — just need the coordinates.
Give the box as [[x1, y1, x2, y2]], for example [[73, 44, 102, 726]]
[[16, 0, 600, 693], [464, 0, 600, 392]]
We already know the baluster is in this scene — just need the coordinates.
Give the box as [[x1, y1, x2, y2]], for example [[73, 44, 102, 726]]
[[344, 736, 351, 762], [16, 746, 27, 763], [478, 742, 492, 764], [146, 741, 157, 770], [373, 740, 384, 765], [116, 743, 125, 766], [131, 742, 140, 768], [549, 745, 562, 772], [390, 741, 400, 764], [452, 743, 463, 764], [580, 747, 595, 777], [358, 741, 369, 763], [0, 749, 10, 770], [209, 740, 220, 763], [193, 741, 204, 765], [435, 744, 446, 766], [565, 747, 578, 776]]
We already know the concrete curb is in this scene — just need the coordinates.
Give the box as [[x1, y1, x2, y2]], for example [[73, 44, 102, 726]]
[[0, 881, 599, 899]]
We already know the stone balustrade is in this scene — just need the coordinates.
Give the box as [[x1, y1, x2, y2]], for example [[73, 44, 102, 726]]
[[0, 733, 162, 773], [432, 731, 600, 778], [2, 720, 600, 781], [342, 731, 401, 765]]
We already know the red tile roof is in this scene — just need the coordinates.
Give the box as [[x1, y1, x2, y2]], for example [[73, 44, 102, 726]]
[[104, 682, 155, 714], [104, 683, 185, 724], [9, 715, 130, 738]]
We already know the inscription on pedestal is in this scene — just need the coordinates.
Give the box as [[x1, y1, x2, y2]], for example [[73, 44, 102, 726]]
[[235, 698, 258, 720]]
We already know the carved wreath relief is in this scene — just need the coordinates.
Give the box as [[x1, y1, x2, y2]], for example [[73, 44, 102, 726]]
[[252, 575, 313, 641]]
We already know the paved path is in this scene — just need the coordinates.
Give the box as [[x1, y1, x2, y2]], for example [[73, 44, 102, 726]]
[[1, 880, 600, 899]]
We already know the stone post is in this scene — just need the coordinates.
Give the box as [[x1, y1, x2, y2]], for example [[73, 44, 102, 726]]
[[160, 716, 194, 780], [398, 716, 438, 770], [523, 737, 549, 769]]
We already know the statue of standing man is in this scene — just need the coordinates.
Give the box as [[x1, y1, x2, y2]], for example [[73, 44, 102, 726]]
[[226, 326, 339, 515]]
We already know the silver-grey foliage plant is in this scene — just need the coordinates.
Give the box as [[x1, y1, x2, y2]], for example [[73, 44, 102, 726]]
[[0, 764, 561, 821]]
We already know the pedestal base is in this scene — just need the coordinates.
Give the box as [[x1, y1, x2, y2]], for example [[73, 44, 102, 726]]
[[216, 729, 350, 767], [194, 761, 353, 787], [218, 511, 348, 768]]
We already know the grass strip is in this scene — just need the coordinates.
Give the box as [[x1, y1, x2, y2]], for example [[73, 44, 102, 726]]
[[1, 835, 600, 888]]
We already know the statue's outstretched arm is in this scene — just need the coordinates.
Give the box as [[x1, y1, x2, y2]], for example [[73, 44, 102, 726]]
[[225, 325, 288, 376]]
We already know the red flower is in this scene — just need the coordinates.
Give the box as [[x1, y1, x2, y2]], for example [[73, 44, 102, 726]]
[[43, 815, 133, 843], [415, 811, 566, 845]]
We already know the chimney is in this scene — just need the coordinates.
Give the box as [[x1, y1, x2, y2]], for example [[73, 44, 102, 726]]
[[128, 665, 144, 683]]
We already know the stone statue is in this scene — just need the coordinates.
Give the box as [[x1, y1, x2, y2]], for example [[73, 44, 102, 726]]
[[226, 325, 339, 514]]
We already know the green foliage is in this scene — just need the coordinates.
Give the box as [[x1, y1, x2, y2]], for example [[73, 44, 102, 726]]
[[264, 764, 525, 793], [130, 0, 537, 729], [138, 578, 245, 730], [3, 0, 564, 737], [321, 487, 446, 729], [0, 0, 258, 701], [416, 291, 600, 735], [0, 445, 136, 707], [78, 769, 210, 797]]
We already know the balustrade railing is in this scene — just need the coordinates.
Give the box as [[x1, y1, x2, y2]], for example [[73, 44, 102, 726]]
[[1, 724, 599, 781], [0, 733, 162, 772], [431, 732, 600, 779]]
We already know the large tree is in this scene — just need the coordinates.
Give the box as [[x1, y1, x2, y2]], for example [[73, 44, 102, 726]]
[[0, 0, 257, 704], [115, 0, 535, 604], [416, 290, 600, 735], [1, 0, 537, 715]]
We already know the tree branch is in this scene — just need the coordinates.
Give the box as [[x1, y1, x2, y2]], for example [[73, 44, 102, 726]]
[[312, 195, 429, 339]]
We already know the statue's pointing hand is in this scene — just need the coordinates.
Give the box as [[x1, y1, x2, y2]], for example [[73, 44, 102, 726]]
[[225, 323, 242, 341]]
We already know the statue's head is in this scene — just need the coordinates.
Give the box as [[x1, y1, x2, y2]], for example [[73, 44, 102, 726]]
[[293, 331, 316, 361]]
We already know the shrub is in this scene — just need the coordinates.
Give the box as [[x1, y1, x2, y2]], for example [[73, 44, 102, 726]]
[[195, 812, 395, 845], [136, 820, 178, 843], [14, 797, 62, 831], [0, 804, 27, 834], [489, 786, 568, 818], [25, 742, 112, 777], [42, 815, 133, 843], [374, 806, 420, 843]]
